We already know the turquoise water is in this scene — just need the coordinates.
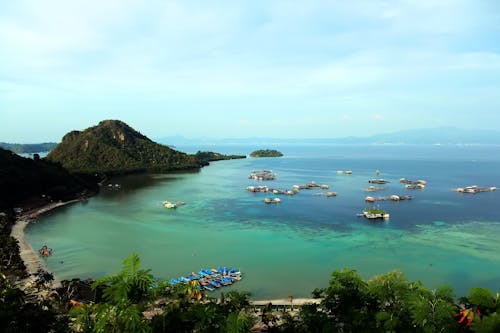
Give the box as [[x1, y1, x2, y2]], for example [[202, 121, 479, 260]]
[[26, 145, 500, 298]]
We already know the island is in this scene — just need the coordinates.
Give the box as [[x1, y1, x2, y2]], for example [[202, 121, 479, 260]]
[[249, 149, 283, 158]]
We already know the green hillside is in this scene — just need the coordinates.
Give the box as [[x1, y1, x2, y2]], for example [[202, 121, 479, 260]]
[[250, 149, 283, 157], [47, 120, 201, 174]]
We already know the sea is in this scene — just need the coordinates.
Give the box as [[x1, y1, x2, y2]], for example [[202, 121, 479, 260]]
[[25, 144, 500, 299]]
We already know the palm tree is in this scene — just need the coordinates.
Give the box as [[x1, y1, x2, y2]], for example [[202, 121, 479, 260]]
[[70, 253, 153, 333], [92, 252, 153, 305]]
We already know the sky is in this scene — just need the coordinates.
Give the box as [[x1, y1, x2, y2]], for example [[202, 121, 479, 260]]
[[1, 0, 500, 142]]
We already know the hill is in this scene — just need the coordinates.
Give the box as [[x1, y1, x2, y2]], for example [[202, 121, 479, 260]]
[[0, 148, 98, 212], [47, 120, 202, 174]]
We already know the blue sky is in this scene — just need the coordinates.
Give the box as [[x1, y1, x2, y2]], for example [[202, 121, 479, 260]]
[[1, 0, 499, 142]]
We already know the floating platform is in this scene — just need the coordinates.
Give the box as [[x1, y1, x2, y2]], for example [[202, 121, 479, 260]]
[[360, 209, 390, 220], [368, 179, 390, 184], [454, 185, 497, 194]]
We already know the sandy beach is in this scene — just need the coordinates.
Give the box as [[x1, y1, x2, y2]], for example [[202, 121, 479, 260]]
[[10, 199, 81, 286]]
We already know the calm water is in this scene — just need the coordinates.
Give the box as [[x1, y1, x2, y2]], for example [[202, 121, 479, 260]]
[[26, 144, 500, 299]]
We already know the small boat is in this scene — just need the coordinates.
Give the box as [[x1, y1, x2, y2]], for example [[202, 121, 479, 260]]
[[38, 244, 53, 257], [163, 201, 177, 209], [263, 197, 281, 204], [368, 179, 390, 184]]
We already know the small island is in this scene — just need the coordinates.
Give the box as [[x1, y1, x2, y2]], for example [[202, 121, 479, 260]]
[[250, 149, 283, 158]]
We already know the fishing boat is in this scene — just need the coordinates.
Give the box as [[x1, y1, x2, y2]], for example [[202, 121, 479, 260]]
[[169, 267, 243, 291]]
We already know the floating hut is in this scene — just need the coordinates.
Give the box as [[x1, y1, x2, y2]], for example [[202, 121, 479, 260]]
[[248, 170, 277, 181], [368, 179, 390, 184], [400, 178, 427, 185], [405, 184, 425, 190], [361, 208, 390, 220], [364, 186, 386, 192], [263, 197, 281, 204], [454, 185, 497, 194]]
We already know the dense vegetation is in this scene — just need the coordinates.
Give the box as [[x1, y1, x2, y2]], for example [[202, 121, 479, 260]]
[[194, 151, 246, 165], [0, 148, 98, 212], [250, 149, 283, 158], [0, 213, 27, 280], [0, 142, 57, 154], [2, 253, 500, 332], [47, 120, 202, 174]]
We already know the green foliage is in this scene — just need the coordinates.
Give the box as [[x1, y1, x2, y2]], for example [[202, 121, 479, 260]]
[[93, 253, 153, 305], [410, 290, 458, 333], [0, 274, 68, 332], [47, 120, 201, 174], [7, 253, 500, 333], [249, 149, 283, 157], [225, 309, 253, 333], [467, 288, 497, 313], [0, 147, 97, 211], [471, 311, 500, 333]]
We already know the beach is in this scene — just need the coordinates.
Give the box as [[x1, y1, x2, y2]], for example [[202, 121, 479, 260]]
[[10, 199, 81, 287]]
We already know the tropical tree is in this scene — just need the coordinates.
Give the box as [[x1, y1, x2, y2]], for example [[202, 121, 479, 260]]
[[70, 253, 153, 332], [93, 252, 153, 304], [409, 286, 458, 333]]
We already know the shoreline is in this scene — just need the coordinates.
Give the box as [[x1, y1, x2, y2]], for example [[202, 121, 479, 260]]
[[10, 199, 81, 287], [250, 298, 321, 306]]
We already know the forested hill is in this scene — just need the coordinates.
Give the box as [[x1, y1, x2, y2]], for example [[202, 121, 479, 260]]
[[0, 148, 97, 212], [47, 120, 201, 174]]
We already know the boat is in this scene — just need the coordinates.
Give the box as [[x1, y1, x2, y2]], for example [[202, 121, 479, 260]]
[[38, 244, 53, 257], [163, 201, 177, 209], [368, 179, 390, 184], [454, 185, 497, 194], [169, 267, 243, 291], [263, 197, 281, 204], [362, 208, 390, 220]]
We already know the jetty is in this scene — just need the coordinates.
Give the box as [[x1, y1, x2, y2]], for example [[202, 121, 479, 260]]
[[400, 178, 426, 189], [293, 182, 329, 190], [454, 185, 497, 194], [400, 178, 427, 185], [314, 192, 337, 197], [368, 179, 390, 184], [247, 186, 298, 196], [263, 197, 281, 204], [364, 186, 386, 192], [365, 195, 413, 202]]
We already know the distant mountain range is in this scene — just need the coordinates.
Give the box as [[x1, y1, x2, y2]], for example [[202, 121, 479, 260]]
[[0, 142, 57, 154], [158, 127, 500, 146]]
